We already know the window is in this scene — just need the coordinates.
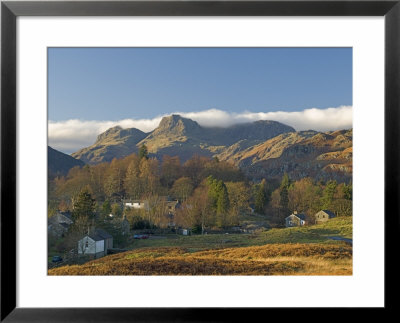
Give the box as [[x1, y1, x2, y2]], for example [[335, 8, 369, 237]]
[[85, 241, 89, 248]]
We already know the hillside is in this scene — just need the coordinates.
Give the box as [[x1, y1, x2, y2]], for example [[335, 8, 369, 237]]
[[216, 129, 353, 182], [48, 146, 85, 178], [71, 126, 148, 164]]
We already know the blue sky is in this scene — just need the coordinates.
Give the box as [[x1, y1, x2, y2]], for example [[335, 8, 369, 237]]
[[48, 47, 352, 121], [48, 48, 352, 153]]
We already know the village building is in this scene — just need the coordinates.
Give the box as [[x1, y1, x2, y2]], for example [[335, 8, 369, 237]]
[[123, 199, 149, 211], [77, 228, 113, 258], [48, 211, 73, 238], [285, 211, 307, 227], [315, 210, 336, 223]]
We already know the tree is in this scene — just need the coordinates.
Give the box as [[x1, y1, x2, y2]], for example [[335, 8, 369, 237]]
[[100, 200, 112, 219], [161, 155, 181, 188], [288, 177, 322, 215], [139, 158, 160, 196], [111, 203, 123, 218], [144, 195, 169, 228], [279, 173, 290, 211], [343, 182, 352, 201], [175, 182, 213, 234], [254, 179, 268, 214], [321, 180, 337, 209], [183, 155, 209, 186], [280, 172, 290, 190], [124, 156, 142, 199], [280, 187, 289, 210], [170, 177, 194, 202], [226, 182, 250, 225], [72, 186, 96, 221], [104, 158, 125, 200], [139, 144, 149, 160], [207, 176, 230, 228], [216, 183, 230, 227]]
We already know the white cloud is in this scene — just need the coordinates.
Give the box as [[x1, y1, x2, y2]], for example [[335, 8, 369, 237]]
[[48, 106, 352, 154]]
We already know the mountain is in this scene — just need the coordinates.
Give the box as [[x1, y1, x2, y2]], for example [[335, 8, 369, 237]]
[[72, 115, 295, 164], [48, 146, 85, 178], [216, 129, 352, 182], [71, 126, 148, 164], [69, 114, 352, 182]]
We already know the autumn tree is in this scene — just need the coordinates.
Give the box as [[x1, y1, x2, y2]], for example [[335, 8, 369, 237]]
[[139, 157, 160, 196], [175, 182, 213, 234], [124, 155, 142, 199], [104, 158, 125, 200], [161, 155, 181, 188], [144, 195, 169, 228], [183, 155, 209, 186], [287, 177, 322, 223], [170, 177, 194, 202], [330, 182, 352, 217], [226, 181, 250, 225]]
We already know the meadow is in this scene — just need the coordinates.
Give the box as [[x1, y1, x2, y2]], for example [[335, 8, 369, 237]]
[[48, 217, 352, 275]]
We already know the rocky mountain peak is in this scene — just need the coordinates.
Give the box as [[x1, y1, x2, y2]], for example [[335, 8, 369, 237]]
[[155, 114, 202, 136], [95, 125, 123, 143]]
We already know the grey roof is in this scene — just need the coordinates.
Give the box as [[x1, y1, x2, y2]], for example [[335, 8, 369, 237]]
[[59, 223, 70, 229], [59, 211, 72, 220], [88, 228, 113, 241], [287, 213, 306, 220], [321, 210, 336, 218]]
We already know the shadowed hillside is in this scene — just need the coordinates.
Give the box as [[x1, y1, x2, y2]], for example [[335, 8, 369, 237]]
[[48, 146, 85, 178]]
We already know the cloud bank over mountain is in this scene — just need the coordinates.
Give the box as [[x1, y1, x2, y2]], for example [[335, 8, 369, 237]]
[[49, 106, 352, 154]]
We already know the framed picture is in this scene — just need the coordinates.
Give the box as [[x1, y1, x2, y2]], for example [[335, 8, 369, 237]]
[[1, 0, 398, 321]]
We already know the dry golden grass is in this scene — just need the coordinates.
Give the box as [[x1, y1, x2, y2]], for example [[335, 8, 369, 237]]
[[48, 243, 352, 276]]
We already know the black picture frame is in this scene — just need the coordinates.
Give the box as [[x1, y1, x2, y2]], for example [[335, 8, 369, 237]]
[[1, 0, 398, 321]]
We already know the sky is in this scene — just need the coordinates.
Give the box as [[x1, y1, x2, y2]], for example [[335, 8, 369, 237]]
[[48, 47, 352, 153]]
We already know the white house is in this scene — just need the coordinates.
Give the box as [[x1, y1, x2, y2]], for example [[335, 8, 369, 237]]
[[124, 200, 149, 211], [285, 211, 307, 227], [78, 228, 113, 258]]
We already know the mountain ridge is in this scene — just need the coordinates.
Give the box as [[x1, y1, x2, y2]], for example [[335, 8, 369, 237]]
[[72, 115, 296, 164], [69, 114, 352, 182]]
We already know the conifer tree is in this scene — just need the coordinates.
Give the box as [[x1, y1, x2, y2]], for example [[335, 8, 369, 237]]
[[255, 179, 267, 214], [72, 186, 96, 221], [139, 144, 149, 160]]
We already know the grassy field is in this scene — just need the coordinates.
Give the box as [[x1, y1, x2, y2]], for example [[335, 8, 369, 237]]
[[48, 217, 352, 275], [125, 216, 352, 250], [48, 243, 352, 275]]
